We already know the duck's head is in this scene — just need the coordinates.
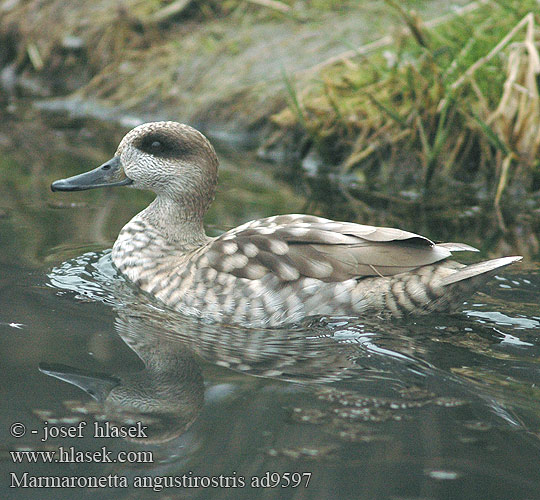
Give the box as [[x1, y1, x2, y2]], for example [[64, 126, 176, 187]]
[[52, 121, 219, 216]]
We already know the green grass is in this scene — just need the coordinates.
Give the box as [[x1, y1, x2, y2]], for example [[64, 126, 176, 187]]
[[274, 0, 540, 225]]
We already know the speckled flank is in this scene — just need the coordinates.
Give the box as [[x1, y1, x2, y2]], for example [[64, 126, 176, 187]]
[[64, 121, 522, 328]]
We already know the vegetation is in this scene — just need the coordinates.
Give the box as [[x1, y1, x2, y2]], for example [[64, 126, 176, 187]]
[[273, 0, 540, 230]]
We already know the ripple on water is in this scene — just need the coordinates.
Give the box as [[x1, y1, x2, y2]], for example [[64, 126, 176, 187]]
[[41, 250, 540, 494]]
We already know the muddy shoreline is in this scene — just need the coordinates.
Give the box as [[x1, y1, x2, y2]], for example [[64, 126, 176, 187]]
[[0, 1, 470, 146]]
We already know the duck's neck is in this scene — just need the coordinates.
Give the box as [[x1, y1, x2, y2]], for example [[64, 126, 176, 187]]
[[138, 195, 209, 249]]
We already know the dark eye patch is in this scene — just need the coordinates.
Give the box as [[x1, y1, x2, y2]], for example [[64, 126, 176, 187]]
[[135, 131, 190, 159]]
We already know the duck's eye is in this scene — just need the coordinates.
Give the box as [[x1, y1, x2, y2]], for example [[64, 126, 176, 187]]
[[137, 134, 180, 157]]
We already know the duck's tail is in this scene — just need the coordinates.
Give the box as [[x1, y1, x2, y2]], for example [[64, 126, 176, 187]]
[[346, 255, 521, 318], [440, 256, 522, 287], [419, 255, 522, 314]]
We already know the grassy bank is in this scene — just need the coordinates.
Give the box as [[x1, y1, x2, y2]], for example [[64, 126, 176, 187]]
[[271, 0, 540, 230], [0, 0, 538, 255]]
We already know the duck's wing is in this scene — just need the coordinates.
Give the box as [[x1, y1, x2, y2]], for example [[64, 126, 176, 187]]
[[204, 215, 470, 282]]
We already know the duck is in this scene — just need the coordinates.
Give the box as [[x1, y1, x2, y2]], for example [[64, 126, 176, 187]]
[[51, 121, 522, 328]]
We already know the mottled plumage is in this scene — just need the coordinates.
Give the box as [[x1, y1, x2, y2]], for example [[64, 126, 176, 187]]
[[51, 121, 522, 328]]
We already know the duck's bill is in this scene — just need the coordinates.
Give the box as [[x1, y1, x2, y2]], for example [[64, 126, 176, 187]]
[[51, 156, 133, 192]]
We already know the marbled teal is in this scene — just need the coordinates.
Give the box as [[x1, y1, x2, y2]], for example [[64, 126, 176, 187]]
[[51, 121, 522, 328]]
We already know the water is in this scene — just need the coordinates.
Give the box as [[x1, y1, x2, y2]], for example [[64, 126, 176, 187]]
[[1, 111, 540, 500]]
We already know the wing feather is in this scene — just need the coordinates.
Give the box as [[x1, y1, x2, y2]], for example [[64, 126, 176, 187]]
[[204, 216, 452, 282]]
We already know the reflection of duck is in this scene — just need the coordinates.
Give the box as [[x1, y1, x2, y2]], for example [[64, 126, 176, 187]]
[[40, 311, 204, 444], [51, 122, 521, 327], [46, 252, 370, 385]]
